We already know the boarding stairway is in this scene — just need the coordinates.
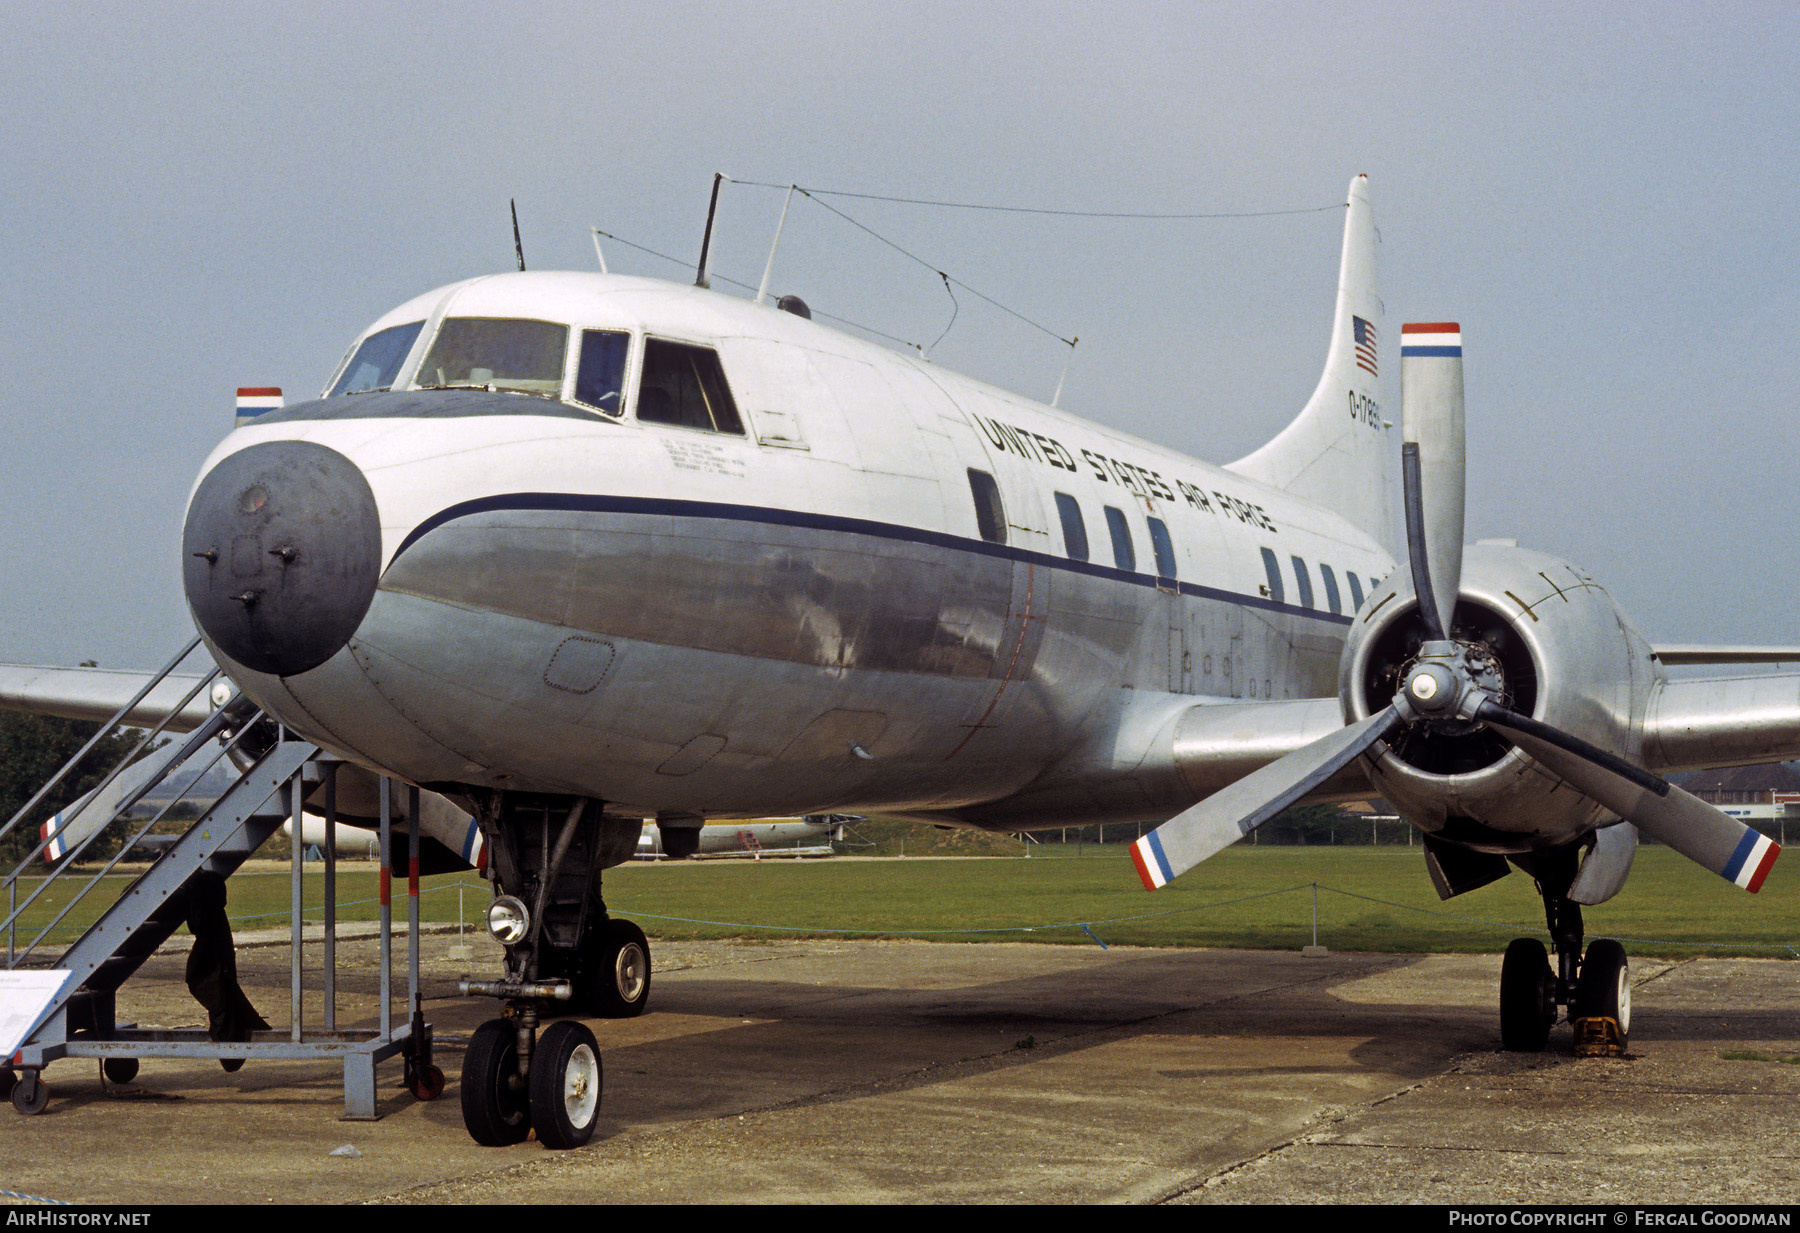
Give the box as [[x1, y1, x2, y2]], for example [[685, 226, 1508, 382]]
[[0, 637, 438, 1118]]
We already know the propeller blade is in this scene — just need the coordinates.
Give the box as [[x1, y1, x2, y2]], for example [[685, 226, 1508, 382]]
[[1475, 701, 1780, 892], [41, 737, 189, 864], [1132, 706, 1403, 889], [1400, 323, 1466, 641]]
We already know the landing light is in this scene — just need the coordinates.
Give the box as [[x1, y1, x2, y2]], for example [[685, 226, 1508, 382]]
[[486, 895, 531, 945]]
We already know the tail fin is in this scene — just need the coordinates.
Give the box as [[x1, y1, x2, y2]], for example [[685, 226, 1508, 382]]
[[1226, 175, 1393, 550]]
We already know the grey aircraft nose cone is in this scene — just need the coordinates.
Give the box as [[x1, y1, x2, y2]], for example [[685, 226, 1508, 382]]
[[182, 441, 381, 677]]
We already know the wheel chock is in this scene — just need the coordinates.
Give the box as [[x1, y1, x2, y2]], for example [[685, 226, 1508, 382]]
[[1572, 1016, 1625, 1057]]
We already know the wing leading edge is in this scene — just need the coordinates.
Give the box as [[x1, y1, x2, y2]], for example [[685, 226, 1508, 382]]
[[0, 665, 215, 732]]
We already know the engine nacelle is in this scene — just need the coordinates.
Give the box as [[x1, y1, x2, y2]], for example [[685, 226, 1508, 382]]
[[1340, 542, 1657, 853]]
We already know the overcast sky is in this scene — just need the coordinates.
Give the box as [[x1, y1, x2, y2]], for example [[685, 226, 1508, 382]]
[[2, 2, 1795, 669]]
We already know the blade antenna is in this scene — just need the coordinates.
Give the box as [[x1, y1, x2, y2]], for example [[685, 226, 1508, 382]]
[[511, 199, 526, 272], [695, 172, 729, 288]]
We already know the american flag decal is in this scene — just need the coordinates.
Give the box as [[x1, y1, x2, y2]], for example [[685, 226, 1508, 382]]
[[1352, 316, 1378, 376]]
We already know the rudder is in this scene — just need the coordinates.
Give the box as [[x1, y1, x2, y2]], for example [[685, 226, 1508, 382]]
[[1226, 175, 1393, 551]]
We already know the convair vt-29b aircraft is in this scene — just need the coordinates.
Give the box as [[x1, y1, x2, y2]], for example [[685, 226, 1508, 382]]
[[14, 176, 1798, 1148]]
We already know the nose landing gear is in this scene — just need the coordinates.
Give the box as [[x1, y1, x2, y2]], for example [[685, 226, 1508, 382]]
[[457, 793, 648, 1147]]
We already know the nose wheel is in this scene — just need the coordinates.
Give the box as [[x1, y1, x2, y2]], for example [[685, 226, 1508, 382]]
[[460, 1013, 604, 1148], [530, 1021, 602, 1149], [461, 1018, 532, 1145]]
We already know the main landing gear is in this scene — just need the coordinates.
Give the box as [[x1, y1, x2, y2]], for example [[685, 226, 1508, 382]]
[[457, 792, 650, 1147], [1499, 851, 1630, 1056]]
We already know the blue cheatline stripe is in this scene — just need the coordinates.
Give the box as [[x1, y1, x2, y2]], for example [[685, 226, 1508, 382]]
[[1145, 829, 1175, 884], [1400, 345, 1462, 357], [1722, 828, 1762, 883], [387, 491, 1356, 629]]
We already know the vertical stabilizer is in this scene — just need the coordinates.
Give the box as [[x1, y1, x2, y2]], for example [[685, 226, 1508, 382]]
[[1226, 175, 1392, 549]]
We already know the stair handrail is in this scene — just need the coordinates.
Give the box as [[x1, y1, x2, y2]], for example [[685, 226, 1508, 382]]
[[2, 703, 271, 965], [2, 669, 224, 881], [0, 636, 208, 856]]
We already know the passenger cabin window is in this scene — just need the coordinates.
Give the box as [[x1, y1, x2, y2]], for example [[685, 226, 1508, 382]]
[[1319, 563, 1342, 615], [968, 469, 1007, 544], [417, 317, 567, 397], [1291, 556, 1316, 609], [330, 320, 424, 396], [1104, 507, 1136, 572], [1147, 517, 1177, 581], [1346, 572, 1365, 610], [575, 330, 630, 416], [1260, 548, 1285, 603], [1054, 493, 1089, 561], [637, 339, 744, 434]]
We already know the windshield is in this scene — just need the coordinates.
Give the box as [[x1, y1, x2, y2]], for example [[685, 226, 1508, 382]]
[[416, 317, 568, 396], [329, 320, 424, 396]]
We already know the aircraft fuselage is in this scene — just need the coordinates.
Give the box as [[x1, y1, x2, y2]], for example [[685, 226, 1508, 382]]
[[183, 271, 1392, 830]]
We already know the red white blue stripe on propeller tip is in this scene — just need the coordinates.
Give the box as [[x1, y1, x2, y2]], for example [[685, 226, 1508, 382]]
[[40, 815, 69, 863], [1131, 831, 1174, 890], [1725, 829, 1781, 893], [1400, 323, 1462, 357]]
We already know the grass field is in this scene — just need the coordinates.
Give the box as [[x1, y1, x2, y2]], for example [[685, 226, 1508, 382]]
[[8, 845, 1796, 958]]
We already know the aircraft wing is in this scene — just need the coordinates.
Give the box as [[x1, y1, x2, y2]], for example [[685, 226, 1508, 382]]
[[1643, 673, 1800, 772], [0, 664, 215, 731], [1159, 673, 1800, 808], [957, 696, 1365, 830], [1652, 646, 1800, 665], [1167, 697, 1372, 801]]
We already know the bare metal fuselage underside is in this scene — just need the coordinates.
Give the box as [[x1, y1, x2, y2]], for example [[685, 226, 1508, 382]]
[[235, 482, 1349, 828]]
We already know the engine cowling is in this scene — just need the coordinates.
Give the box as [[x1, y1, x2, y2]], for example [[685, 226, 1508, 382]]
[[1339, 541, 1655, 853]]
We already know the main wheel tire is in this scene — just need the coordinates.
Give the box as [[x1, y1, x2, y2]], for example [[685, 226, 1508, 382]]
[[461, 1018, 532, 1146], [1500, 937, 1555, 1052], [594, 919, 651, 1019], [102, 1057, 140, 1085], [529, 1020, 602, 1149], [11, 1071, 48, 1115], [1575, 938, 1631, 1043]]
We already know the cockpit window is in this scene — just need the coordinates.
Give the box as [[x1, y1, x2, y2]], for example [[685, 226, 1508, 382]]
[[416, 317, 568, 397], [329, 320, 424, 396], [574, 330, 630, 416], [637, 339, 743, 434]]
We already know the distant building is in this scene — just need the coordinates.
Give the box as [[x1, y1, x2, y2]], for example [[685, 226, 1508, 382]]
[[1672, 763, 1800, 844]]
